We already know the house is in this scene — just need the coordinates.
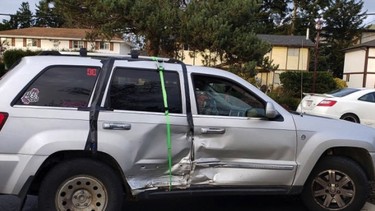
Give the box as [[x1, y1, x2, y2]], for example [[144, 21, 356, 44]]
[[0, 27, 133, 55], [342, 24, 375, 88], [256, 34, 314, 89], [179, 34, 314, 89], [343, 40, 375, 88], [355, 24, 375, 44]]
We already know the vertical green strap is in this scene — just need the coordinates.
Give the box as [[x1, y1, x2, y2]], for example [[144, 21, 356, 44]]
[[153, 57, 173, 190]]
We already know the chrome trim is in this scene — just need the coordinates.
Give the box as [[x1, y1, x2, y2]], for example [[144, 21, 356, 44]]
[[195, 161, 295, 171]]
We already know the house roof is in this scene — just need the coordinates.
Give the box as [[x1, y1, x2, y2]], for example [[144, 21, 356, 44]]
[[257, 34, 315, 47], [0, 27, 124, 42], [345, 39, 375, 51]]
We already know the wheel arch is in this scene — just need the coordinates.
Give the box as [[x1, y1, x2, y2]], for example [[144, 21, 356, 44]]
[[27, 150, 131, 197], [340, 112, 360, 123], [294, 146, 375, 188], [319, 147, 375, 181]]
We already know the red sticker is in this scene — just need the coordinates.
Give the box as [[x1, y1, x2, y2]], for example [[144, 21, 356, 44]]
[[87, 68, 97, 76]]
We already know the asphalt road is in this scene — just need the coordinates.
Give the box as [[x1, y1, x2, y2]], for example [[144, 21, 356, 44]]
[[1, 194, 309, 211], [2, 194, 375, 211]]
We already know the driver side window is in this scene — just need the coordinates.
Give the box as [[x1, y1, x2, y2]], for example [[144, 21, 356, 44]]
[[193, 74, 265, 117]]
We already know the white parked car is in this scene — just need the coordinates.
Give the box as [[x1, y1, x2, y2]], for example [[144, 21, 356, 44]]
[[296, 88, 375, 127]]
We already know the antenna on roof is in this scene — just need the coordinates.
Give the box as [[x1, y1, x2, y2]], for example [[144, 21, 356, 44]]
[[300, 29, 310, 116]]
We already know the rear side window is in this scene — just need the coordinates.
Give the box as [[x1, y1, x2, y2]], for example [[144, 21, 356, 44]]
[[109, 68, 182, 113], [15, 66, 100, 108], [327, 88, 359, 97], [358, 92, 375, 103]]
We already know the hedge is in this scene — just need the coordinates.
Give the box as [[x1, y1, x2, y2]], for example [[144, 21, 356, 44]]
[[3, 49, 40, 70], [279, 71, 337, 97], [0, 63, 5, 77]]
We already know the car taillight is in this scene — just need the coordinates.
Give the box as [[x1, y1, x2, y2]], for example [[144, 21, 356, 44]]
[[0, 112, 8, 131], [317, 100, 337, 107]]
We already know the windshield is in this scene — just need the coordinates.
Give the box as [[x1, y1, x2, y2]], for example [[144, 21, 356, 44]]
[[326, 88, 360, 97]]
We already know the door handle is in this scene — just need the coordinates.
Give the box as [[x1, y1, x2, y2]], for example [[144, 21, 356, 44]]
[[103, 122, 131, 130], [201, 128, 226, 134]]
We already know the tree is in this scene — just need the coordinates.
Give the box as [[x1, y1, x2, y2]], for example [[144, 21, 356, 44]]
[[288, 0, 365, 77], [182, 0, 271, 75], [2, 2, 33, 29], [0, 20, 12, 31], [35, 0, 64, 27], [322, 0, 365, 77], [257, 0, 292, 34], [129, 0, 182, 56], [16, 2, 34, 28]]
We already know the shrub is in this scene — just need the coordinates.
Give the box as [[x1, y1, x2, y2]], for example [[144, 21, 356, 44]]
[[0, 63, 5, 77], [280, 71, 337, 97], [3, 49, 40, 70], [268, 87, 300, 111], [334, 77, 347, 89]]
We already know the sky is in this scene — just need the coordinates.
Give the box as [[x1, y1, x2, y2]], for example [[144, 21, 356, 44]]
[[1, 0, 375, 25]]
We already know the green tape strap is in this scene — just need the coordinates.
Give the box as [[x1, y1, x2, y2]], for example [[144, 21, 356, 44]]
[[153, 57, 173, 190]]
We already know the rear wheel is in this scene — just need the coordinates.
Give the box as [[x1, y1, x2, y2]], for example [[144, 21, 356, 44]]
[[340, 114, 360, 123], [302, 156, 369, 211], [39, 158, 124, 211]]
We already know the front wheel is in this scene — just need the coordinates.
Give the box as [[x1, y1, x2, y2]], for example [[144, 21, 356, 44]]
[[302, 156, 369, 211], [39, 158, 124, 211]]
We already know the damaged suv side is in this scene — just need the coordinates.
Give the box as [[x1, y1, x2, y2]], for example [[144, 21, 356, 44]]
[[0, 54, 375, 211]]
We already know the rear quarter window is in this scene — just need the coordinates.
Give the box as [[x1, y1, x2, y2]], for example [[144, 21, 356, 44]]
[[14, 66, 100, 108]]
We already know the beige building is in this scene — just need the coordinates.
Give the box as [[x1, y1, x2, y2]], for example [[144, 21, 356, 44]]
[[343, 40, 375, 88], [342, 25, 375, 88], [256, 34, 314, 88], [179, 34, 314, 89], [0, 27, 133, 55]]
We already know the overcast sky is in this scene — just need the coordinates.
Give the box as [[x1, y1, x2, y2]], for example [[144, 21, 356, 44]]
[[1, 0, 375, 25]]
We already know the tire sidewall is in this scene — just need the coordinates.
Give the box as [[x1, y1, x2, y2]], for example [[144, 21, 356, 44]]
[[341, 114, 359, 123], [38, 158, 124, 211], [302, 156, 369, 211]]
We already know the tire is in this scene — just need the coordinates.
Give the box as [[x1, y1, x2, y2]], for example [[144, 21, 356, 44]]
[[38, 158, 124, 211], [340, 114, 360, 123], [301, 156, 369, 211]]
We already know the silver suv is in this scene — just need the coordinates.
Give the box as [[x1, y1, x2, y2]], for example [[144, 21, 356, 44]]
[[1, 54, 375, 211]]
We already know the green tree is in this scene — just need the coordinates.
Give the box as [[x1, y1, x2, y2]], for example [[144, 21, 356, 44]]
[[0, 20, 12, 31], [257, 0, 291, 34], [322, 0, 365, 77], [2, 2, 34, 29], [289, 0, 365, 77], [16, 2, 34, 28], [51, 0, 133, 42], [182, 0, 271, 73], [129, 0, 182, 56], [35, 0, 64, 27]]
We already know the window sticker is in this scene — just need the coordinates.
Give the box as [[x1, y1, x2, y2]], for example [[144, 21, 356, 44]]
[[21, 88, 40, 105], [87, 68, 97, 77]]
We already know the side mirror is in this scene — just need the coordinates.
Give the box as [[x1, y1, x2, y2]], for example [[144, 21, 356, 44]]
[[265, 102, 279, 119]]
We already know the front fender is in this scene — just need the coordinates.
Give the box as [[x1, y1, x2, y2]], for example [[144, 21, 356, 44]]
[[291, 114, 375, 186]]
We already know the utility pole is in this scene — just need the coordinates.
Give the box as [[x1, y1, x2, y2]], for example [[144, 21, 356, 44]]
[[312, 19, 323, 93]]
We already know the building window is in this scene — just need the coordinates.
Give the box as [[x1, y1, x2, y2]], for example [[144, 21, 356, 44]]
[[287, 48, 299, 57], [0, 38, 10, 46], [100, 42, 110, 50], [27, 39, 38, 47], [73, 41, 84, 49], [53, 40, 60, 48]]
